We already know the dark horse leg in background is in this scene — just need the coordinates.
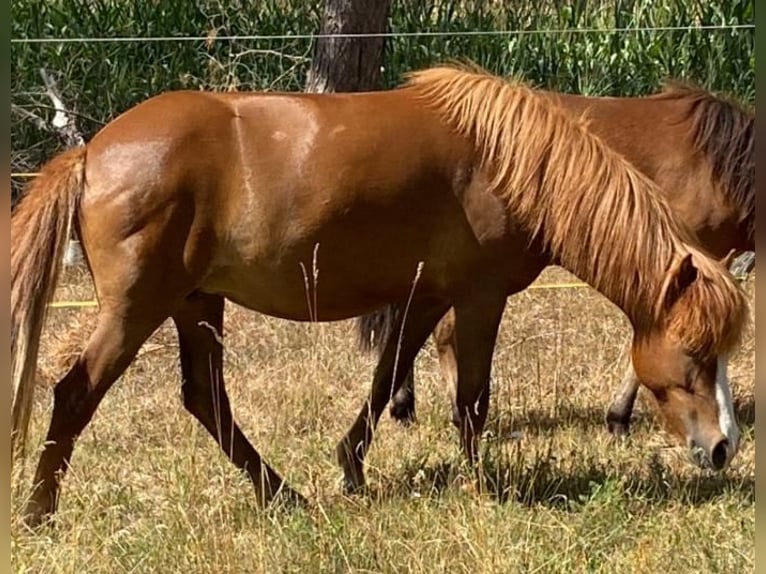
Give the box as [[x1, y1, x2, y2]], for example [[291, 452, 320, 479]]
[[341, 283, 508, 492], [355, 304, 497, 429], [356, 305, 424, 425]]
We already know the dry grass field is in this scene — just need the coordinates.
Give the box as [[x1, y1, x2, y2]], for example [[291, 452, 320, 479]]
[[11, 265, 754, 573]]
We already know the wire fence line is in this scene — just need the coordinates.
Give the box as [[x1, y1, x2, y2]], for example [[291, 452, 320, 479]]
[[11, 23, 755, 44], [7, 16, 754, 182], [11, 18, 755, 185]]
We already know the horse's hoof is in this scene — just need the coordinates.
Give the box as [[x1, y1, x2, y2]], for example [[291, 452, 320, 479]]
[[19, 506, 54, 533], [389, 402, 417, 426], [342, 478, 364, 496], [277, 487, 310, 510], [606, 415, 631, 438], [338, 473, 365, 496]]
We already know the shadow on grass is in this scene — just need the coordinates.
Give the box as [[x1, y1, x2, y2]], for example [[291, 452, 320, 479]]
[[377, 445, 754, 512], [365, 392, 755, 510], [487, 405, 625, 436], [479, 453, 754, 509], [484, 394, 754, 438]]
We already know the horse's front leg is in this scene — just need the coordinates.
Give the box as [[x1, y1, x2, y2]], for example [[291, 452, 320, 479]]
[[451, 288, 507, 465]]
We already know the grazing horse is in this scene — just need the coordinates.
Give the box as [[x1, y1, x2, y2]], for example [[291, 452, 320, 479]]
[[357, 80, 755, 434], [11, 65, 747, 528]]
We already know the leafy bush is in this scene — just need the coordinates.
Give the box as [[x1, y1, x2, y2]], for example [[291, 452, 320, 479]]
[[11, 0, 754, 190]]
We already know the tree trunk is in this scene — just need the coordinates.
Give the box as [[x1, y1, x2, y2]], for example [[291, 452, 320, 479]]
[[305, 0, 391, 93]]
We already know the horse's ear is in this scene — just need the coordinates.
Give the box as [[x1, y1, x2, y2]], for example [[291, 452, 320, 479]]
[[662, 253, 698, 311]]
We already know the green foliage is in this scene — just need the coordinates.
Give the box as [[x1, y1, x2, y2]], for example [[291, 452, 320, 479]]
[[11, 0, 754, 173], [386, 0, 754, 97]]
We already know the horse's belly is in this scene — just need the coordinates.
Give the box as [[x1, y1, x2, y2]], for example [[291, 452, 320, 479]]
[[200, 258, 439, 321]]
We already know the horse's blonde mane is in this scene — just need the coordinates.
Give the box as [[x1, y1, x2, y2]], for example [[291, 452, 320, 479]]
[[402, 64, 747, 356], [658, 80, 755, 243]]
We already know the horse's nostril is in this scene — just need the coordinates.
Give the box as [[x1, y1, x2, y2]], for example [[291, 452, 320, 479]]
[[710, 439, 729, 471]]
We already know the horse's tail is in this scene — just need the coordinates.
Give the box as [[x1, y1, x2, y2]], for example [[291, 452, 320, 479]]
[[355, 304, 402, 354], [11, 146, 87, 459]]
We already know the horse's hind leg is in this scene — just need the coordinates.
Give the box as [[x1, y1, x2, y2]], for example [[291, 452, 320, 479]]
[[172, 291, 302, 507], [388, 368, 417, 425], [432, 309, 462, 427], [23, 306, 169, 529], [388, 308, 458, 426], [338, 299, 450, 493]]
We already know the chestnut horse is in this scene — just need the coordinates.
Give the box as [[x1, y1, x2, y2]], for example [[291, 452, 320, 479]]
[[11, 65, 747, 528], [357, 81, 755, 434]]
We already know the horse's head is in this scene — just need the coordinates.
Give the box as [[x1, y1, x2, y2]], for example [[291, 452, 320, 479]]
[[631, 252, 746, 471]]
